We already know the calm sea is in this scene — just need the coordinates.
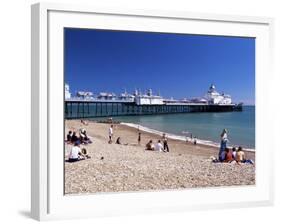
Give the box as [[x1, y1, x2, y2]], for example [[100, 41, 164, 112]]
[[93, 106, 255, 149]]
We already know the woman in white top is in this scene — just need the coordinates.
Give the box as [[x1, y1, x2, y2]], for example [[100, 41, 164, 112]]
[[68, 142, 83, 162]]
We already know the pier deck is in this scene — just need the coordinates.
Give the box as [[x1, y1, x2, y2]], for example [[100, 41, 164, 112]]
[[65, 101, 242, 119]]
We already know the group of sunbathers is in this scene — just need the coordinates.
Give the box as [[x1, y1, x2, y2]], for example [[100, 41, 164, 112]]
[[213, 146, 254, 164], [65, 128, 92, 162], [145, 133, 170, 152], [213, 129, 254, 164], [66, 128, 92, 145]]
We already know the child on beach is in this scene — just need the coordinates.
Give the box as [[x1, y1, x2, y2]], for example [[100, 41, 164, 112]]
[[108, 125, 113, 144], [145, 140, 155, 151], [155, 140, 164, 152], [162, 133, 169, 152], [81, 148, 91, 159]]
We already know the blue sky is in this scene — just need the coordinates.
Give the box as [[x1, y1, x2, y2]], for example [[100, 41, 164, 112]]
[[65, 28, 255, 105]]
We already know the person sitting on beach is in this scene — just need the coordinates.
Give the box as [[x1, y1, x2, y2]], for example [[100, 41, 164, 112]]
[[68, 142, 85, 162], [212, 148, 234, 163], [236, 146, 254, 164], [162, 133, 169, 152], [145, 140, 155, 151], [79, 129, 87, 144], [224, 148, 234, 163], [138, 132, 141, 145], [66, 131, 72, 143], [155, 140, 164, 152], [83, 129, 92, 143], [115, 137, 128, 145], [232, 147, 237, 159], [79, 129, 92, 144], [116, 137, 121, 144], [71, 131, 79, 144], [108, 125, 113, 144]]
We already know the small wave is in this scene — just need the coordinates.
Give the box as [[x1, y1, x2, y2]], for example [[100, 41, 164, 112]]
[[121, 122, 255, 152]]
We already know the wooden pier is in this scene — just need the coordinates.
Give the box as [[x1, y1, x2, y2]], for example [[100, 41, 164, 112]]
[[65, 101, 242, 119]]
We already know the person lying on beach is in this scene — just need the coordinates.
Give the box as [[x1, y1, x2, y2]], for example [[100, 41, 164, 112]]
[[236, 146, 254, 164], [155, 140, 164, 152], [68, 142, 85, 162], [80, 119, 88, 125], [145, 140, 155, 151]]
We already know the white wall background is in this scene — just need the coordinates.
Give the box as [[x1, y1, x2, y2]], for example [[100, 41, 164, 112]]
[[0, 0, 280, 223]]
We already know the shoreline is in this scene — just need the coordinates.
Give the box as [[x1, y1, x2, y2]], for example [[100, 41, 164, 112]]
[[121, 122, 255, 152]]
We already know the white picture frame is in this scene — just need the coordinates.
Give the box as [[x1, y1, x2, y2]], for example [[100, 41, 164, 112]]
[[31, 2, 274, 221]]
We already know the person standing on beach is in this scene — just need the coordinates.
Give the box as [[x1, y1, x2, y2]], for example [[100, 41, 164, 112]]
[[219, 129, 228, 161], [193, 136, 197, 145], [162, 133, 169, 152], [138, 132, 141, 145], [108, 125, 113, 144]]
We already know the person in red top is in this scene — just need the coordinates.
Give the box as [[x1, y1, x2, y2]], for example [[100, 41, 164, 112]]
[[224, 148, 234, 162]]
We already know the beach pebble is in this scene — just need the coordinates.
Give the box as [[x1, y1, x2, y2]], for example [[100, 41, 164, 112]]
[[64, 120, 255, 194]]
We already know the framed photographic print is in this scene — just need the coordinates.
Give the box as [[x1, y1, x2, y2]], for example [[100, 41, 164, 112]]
[[31, 2, 274, 221]]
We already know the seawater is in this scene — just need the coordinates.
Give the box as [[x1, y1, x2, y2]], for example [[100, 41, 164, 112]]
[[93, 106, 255, 149]]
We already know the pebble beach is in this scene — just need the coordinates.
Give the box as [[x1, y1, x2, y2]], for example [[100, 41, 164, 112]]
[[64, 119, 255, 195]]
